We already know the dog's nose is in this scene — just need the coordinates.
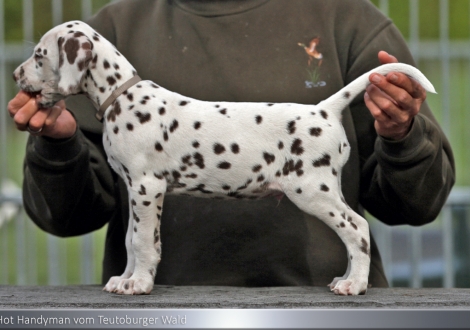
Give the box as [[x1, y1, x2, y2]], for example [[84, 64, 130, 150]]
[[12, 72, 18, 82]]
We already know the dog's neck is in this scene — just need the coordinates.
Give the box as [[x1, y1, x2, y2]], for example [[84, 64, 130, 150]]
[[81, 42, 138, 111]]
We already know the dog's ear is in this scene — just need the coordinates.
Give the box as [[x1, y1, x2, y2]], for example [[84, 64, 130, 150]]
[[57, 31, 93, 95]]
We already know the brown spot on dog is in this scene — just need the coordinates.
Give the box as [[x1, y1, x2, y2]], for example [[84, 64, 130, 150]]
[[169, 119, 179, 132], [135, 111, 151, 124], [63, 37, 80, 64], [231, 143, 240, 154], [263, 152, 276, 165], [287, 121, 296, 134], [313, 154, 331, 167], [291, 139, 304, 155], [213, 143, 226, 155], [252, 165, 262, 173], [309, 127, 322, 136], [360, 238, 370, 256], [217, 161, 231, 169], [193, 152, 205, 169], [107, 76, 116, 85]]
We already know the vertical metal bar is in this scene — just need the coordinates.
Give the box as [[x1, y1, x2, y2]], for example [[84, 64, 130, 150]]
[[1, 224, 8, 284], [408, 0, 422, 289], [52, 0, 63, 26], [409, 0, 419, 59], [411, 227, 422, 288], [374, 220, 394, 286], [442, 206, 454, 287], [47, 235, 60, 285], [439, 0, 453, 289], [81, 233, 94, 284], [439, 0, 451, 134], [27, 212, 37, 284], [15, 210, 27, 284], [22, 0, 33, 44], [81, 0, 93, 21], [0, 0, 7, 285], [379, 0, 389, 16], [0, 0, 6, 180], [0, 5, 9, 293]]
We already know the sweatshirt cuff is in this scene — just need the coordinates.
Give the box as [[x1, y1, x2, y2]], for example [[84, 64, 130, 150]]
[[31, 129, 83, 163], [376, 115, 427, 161]]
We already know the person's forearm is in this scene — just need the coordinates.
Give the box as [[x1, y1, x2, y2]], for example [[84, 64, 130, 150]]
[[360, 110, 455, 225], [23, 130, 116, 236]]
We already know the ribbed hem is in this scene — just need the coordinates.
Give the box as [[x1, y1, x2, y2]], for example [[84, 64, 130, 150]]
[[32, 131, 83, 163], [376, 115, 427, 162], [173, 0, 270, 17]]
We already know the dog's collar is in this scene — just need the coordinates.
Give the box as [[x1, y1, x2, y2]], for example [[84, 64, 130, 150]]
[[94, 75, 142, 121]]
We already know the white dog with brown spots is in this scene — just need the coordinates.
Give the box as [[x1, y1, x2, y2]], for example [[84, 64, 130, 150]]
[[13, 21, 436, 295]]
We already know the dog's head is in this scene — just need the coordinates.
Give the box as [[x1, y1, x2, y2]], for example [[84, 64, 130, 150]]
[[13, 21, 94, 108]]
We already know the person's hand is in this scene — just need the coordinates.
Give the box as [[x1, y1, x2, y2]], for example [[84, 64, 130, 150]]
[[8, 90, 76, 139], [364, 51, 427, 140]]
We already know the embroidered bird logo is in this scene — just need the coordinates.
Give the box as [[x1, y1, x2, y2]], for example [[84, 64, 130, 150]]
[[298, 37, 323, 66]]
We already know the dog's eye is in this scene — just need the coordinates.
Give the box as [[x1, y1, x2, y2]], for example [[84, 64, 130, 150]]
[[34, 52, 43, 61]]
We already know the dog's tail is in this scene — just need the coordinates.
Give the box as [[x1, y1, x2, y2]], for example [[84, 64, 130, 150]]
[[317, 63, 436, 119]]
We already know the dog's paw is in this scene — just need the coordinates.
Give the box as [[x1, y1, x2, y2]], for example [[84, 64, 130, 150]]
[[114, 277, 153, 295], [327, 276, 346, 290], [103, 276, 123, 293], [330, 279, 368, 296]]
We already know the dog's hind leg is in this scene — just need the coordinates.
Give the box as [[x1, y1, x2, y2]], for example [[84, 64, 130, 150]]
[[283, 178, 370, 295]]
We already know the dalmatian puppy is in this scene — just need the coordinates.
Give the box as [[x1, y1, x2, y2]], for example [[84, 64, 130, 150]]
[[13, 21, 435, 296]]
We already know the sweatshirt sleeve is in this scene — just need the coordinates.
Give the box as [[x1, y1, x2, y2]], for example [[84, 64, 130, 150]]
[[22, 118, 117, 237], [347, 22, 455, 226]]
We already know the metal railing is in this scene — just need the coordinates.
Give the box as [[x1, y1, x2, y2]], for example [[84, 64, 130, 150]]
[[1, 0, 470, 287]]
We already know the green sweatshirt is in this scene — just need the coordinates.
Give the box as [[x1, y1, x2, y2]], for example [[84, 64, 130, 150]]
[[23, 0, 455, 287]]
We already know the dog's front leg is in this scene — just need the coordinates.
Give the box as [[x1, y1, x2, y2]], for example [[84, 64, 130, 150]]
[[103, 196, 136, 293], [114, 179, 166, 295]]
